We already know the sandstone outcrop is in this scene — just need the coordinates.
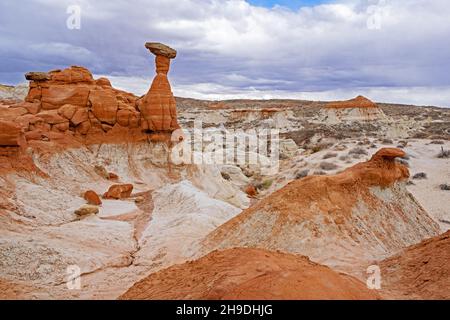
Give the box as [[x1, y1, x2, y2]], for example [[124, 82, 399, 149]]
[[0, 121, 21, 146], [3, 43, 181, 145], [22, 66, 138, 138], [139, 42, 180, 132], [201, 148, 440, 272], [120, 248, 379, 300]]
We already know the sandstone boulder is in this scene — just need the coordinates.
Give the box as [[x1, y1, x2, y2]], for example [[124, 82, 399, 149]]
[[145, 42, 177, 59], [25, 72, 50, 82], [74, 204, 99, 216], [244, 184, 257, 197], [103, 184, 134, 199], [84, 190, 102, 206]]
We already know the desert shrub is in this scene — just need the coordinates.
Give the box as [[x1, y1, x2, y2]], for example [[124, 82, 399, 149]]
[[430, 140, 444, 145], [221, 172, 231, 180], [357, 139, 371, 146], [313, 170, 326, 176], [437, 147, 450, 158], [295, 169, 309, 179], [440, 184, 450, 191], [322, 152, 338, 160], [412, 172, 427, 180], [333, 144, 347, 151], [319, 162, 339, 171], [348, 147, 368, 156], [307, 142, 334, 154], [256, 179, 273, 190], [396, 159, 410, 167], [381, 138, 393, 144]]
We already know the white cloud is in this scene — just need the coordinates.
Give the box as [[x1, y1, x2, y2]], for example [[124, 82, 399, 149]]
[[2, 0, 450, 107]]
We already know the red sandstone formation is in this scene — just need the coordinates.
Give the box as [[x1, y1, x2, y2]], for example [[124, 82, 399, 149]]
[[84, 190, 102, 206], [201, 148, 440, 272], [139, 42, 180, 132], [120, 248, 379, 300], [379, 230, 450, 300], [103, 184, 134, 199], [0, 42, 181, 150], [326, 95, 378, 109], [16, 66, 141, 141]]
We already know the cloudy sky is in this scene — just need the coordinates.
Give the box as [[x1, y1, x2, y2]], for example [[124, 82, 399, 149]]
[[1, 0, 450, 107]]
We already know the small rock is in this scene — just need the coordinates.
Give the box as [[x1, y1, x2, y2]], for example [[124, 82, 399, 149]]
[[103, 184, 134, 199], [108, 172, 119, 180], [295, 169, 309, 179], [412, 172, 427, 180], [74, 205, 99, 217], [83, 190, 102, 205], [244, 184, 257, 197], [94, 165, 109, 179]]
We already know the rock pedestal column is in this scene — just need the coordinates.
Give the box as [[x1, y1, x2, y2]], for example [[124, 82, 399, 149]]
[[140, 42, 180, 132]]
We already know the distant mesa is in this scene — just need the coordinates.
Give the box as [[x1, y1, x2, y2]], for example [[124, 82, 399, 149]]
[[326, 95, 378, 109], [321, 95, 386, 124]]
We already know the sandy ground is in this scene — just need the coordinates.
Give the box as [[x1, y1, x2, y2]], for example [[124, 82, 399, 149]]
[[405, 140, 450, 231]]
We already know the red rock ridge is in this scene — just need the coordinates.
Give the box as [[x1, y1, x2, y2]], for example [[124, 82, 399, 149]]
[[201, 148, 439, 272], [119, 248, 380, 300]]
